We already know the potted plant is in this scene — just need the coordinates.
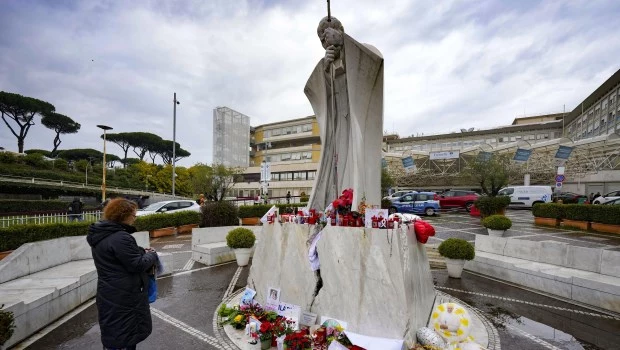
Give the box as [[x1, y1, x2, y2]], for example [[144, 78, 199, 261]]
[[532, 203, 564, 227], [482, 215, 512, 237], [259, 321, 274, 349], [473, 196, 510, 218], [134, 214, 176, 238], [562, 204, 592, 230], [284, 330, 312, 350], [438, 238, 475, 278], [238, 204, 271, 226], [174, 211, 201, 234], [226, 227, 256, 266], [591, 205, 620, 234], [0, 305, 15, 348]]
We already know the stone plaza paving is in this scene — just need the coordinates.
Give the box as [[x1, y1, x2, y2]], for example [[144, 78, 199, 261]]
[[16, 211, 620, 350]]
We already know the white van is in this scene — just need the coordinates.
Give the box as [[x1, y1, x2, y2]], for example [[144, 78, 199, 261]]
[[497, 186, 552, 208]]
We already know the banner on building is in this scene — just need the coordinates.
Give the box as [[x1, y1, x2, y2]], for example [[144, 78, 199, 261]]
[[478, 152, 492, 162], [429, 151, 460, 160], [513, 148, 532, 163], [554, 146, 573, 160], [401, 156, 417, 173]]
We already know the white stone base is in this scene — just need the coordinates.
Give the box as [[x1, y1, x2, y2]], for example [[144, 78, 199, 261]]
[[248, 222, 436, 347]]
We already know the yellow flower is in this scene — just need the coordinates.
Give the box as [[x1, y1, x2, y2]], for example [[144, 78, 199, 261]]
[[234, 315, 244, 323]]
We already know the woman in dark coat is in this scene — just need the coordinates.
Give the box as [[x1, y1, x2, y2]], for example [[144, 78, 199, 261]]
[[87, 198, 158, 350]]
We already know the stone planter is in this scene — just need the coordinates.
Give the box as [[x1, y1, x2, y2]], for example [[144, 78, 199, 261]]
[[487, 228, 506, 237], [234, 247, 253, 266], [591, 222, 620, 234], [241, 217, 261, 226], [562, 219, 591, 231], [534, 217, 560, 227], [445, 258, 466, 278], [0, 250, 13, 261], [149, 227, 176, 238], [177, 224, 198, 235]]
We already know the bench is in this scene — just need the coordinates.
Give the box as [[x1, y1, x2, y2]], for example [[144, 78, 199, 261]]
[[465, 235, 620, 313], [191, 226, 262, 266], [0, 231, 167, 348]]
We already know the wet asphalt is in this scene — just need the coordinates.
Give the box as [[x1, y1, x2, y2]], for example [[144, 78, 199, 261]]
[[22, 213, 620, 350]]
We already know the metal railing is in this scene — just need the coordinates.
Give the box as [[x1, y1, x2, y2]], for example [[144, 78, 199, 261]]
[[229, 195, 305, 207], [0, 210, 102, 228]]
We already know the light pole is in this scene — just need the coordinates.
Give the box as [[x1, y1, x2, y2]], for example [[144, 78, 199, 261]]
[[172, 93, 180, 196], [97, 125, 113, 202]]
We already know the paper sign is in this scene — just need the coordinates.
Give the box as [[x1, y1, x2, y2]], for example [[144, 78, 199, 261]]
[[240, 287, 257, 305], [344, 330, 404, 350], [364, 208, 388, 228], [277, 302, 301, 330], [265, 287, 281, 311], [300, 311, 318, 326]]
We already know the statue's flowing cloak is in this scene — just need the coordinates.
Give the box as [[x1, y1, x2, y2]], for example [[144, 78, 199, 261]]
[[305, 33, 384, 211]]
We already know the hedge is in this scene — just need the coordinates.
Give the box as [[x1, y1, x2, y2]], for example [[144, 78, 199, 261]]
[[134, 213, 177, 232], [174, 210, 202, 226], [0, 304, 15, 346], [563, 204, 593, 222], [532, 203, 564, 219], [201, 201, 239, 227], [0, 200, 72, 214], [474, 196, 511, 217], [591, 205, 620, 225], [0, 222, 91, 251], [238, 203, 308, 218]]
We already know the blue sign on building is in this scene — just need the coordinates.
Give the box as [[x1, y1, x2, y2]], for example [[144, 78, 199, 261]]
[[513, 148, 532, 162], [402, 156, 414, 168], [554, 145, 573, 160]]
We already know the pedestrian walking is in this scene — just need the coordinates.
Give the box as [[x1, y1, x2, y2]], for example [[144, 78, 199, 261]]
[[68, 197, 84, 222], [286, 191, 291, 204], [87, 198, 159, 350]]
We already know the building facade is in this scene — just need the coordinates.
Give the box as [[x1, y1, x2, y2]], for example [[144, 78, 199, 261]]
[[212, 107, 250, 167], [230, 116, 321, 199]]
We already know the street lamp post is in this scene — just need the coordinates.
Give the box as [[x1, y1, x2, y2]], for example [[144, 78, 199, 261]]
[[172, 93, 180, 196], [97, 125, 113, 202]]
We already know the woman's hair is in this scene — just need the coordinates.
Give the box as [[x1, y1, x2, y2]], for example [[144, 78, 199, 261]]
[[103, 198, 137, 223]]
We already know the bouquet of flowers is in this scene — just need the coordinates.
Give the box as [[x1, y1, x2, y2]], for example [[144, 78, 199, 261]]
[[284, 330, 312, 349], [258, 321, 273, 341], [332, 188, 353, 215]]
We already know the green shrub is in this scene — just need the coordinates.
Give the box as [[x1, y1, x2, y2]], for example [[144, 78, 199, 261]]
[[54, 158, 69, 170], [23, 153, 49, 168], [226, 227, 256, 249], [0, 304, 15, 346], [0, 152, 19, 164], [474, 196, 511, 217], [133, 213, 176, 232], [591, 205, 620, 225], [238, 204, 271, 218], [0, 199, 72, 213], [25, 149, 52, 157], [300, 193, 309, 202], [482, 215, 512, 230], [173, 210, 201, 226], [0, 222, 90, 251], [201, 201, 239, 227], [532, 203, 564, 219], [438, 238, 475, 260], [563, 204, 593, 222]]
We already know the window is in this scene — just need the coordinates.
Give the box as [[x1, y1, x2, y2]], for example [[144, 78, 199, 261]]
[[294, 172, 305, 180], [307, 171, 316, 180], [416, 194, 429, 201], [303, 124, 313, 132], [401, 195, 414, 202], [163, 202, 180, 212], [442, 191, 455, 197], [272, 129, 281, 136], [498, 188, 514, 196], [264, 130, 271, 138], [179, 201, 193, 208], [302, 152, 312, 159], [281, 153, 291, 161]]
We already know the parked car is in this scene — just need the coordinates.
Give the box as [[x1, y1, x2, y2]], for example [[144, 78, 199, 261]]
[[592, 190, 620, 204], [135, 200, 201, 217], [389, 191, 440, 216], [552, 192, 588, 204], [497, 186, 552, 208], [603, 198, 620, 205], [383, 190, 410, 201], [438, 190, 479, 212]]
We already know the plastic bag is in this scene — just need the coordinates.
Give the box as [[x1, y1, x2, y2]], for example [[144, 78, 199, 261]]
[[148, 274, 157, 303], [413, 220, 436, 244]]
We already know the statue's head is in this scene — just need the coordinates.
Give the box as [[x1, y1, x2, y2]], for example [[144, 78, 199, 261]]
[[317, 16, 344, 49]]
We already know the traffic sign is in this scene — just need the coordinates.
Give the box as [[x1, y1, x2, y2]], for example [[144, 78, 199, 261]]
[[555, 182, 563, 188], [555, 175, 565, 182]]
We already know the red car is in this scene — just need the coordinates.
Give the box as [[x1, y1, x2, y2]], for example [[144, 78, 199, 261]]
[[438, 190, 479, 212]]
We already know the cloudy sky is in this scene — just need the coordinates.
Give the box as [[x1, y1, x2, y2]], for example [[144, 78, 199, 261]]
[[1, 0, 619, 165]]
